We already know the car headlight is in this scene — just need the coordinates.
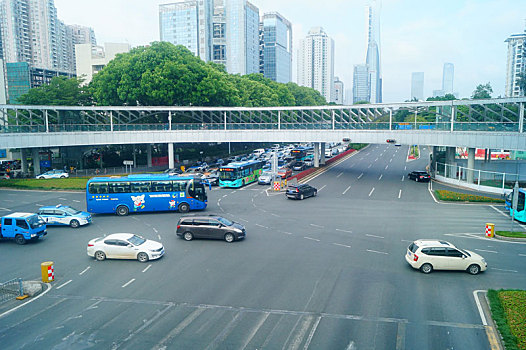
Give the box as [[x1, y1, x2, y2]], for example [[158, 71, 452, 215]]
[[31, 234, 36, 238]]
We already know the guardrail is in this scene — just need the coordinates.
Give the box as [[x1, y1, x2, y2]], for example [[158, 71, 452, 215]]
[[0, 278, 23, 304]]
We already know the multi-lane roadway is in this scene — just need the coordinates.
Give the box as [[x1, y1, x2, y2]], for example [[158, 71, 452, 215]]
[[0, 144, 525, 349]]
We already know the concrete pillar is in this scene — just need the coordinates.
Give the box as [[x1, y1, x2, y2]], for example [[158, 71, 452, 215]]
[[20, 149, 28, 173], [133, 145, 137, 168], [320, 142, 326, 165], [32, 148, 40, 175], [467, 147, 475, 183], [147, 144, 152, 168], [168, 143, 174, 169], [445, 146, 456, 178], [314, 142, 320, 168], [430, 146, 438, 173]]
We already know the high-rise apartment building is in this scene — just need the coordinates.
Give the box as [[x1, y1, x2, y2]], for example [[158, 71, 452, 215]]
[[365, 1, 382, 103], [353, 64, 370, 103], [0, 0, 93, 74], [411, 72, 424, 101], [225, 0, 259, 75], [297, 27, 334, 102], [442, 63, 454, 94], [159, 0, 213, 62], [259, 12, 292, 83], [505, 30, 526, 97], [75, 43, 131, 84], [333, 77, 344, 105]]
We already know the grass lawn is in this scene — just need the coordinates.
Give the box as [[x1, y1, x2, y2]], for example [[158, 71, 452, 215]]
[[434, 189, 505, 203], [495, 231, 526, 239], [0, 178, 88, 191], [488, 289, 526, 350]]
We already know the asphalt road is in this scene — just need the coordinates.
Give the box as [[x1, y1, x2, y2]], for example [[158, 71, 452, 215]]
[[1, 144, 525, 349]]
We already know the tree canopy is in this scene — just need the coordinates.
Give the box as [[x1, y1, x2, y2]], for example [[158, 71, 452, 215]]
[[472, 83, 493, 99], [17, 76, 91, 106]]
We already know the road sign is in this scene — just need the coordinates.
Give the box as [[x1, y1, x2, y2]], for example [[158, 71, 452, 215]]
[[123, 160, 134, 166]]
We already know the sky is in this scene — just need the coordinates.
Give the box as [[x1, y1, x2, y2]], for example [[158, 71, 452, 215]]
[[54, 0, 526, 103]]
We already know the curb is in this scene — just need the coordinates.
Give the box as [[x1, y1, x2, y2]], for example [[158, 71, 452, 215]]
[[473, 290, 504, 350], [494, 234, 526, 242]]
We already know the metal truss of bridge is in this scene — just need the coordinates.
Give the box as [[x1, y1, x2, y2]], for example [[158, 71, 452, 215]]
[[0, 97, 525, 151]]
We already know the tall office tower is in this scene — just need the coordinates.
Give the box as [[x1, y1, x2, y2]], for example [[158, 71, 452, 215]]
[[505, 29, 526, 97], [353, 63, 370, 103], [333, 77, 344, 104], [225, 0, 259, 75], [260, 12, 292, 83], [159, 1, 213, 62], [212, 0, 226, 66], [442, 63, 454, 94], [0, 0, 92, 74], [411, 72, 424, 101], [297, 27, 334, 102], [365, 1, 382, 103], [69, 25, 96, 47]]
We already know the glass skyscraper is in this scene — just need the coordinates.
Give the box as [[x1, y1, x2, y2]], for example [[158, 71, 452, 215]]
[[442, 63, 454, 95], [353, 64, 370, 103], [365, 1, 382, 103], [226, 0, 259, 75], [411, 72, 424, 101], [260, 12, 292, 83]]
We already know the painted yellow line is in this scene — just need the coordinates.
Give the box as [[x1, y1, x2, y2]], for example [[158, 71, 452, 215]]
[[485, 325, 501, 350]]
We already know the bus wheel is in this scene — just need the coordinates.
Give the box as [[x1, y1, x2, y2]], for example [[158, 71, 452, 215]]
[[15, 234, 26, 245], [178, 203, 190, 213], [116, 205, 129, 216]]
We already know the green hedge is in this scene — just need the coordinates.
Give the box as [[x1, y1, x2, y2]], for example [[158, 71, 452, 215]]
[[0, 178, 88, 190], [487, 289, 526, 350], [434, 190, 505, 203], [495, 231, 526, 239]]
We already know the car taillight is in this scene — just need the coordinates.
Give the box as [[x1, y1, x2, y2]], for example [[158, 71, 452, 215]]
[[413, 254, 418, 262], [177, 225, 181, 230], [88, 243, 94, 247]]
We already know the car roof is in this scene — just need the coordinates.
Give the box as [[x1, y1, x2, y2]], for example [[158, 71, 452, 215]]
[[180, 214, 225, 220], [105, 233, 136, 240], [39, 204, 70, 210], [412, 239, 454, 248], [4, 212, 36, 218]]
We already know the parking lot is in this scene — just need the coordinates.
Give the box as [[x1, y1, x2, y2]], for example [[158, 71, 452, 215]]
[[1, 144, 525, 349]]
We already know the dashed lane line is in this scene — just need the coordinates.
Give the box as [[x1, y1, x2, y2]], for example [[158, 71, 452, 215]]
[[319, 185, 327, 191], [336, 228, 353, 234], [142, 264, 152, 273], [368, 188, 375, 197], [58, 197, 67, 201], [35, 203, 43, 206], [0, 207, 11, 211], [385, 165, 389, 170], [310, 223, 324, 228], [56, 280, 73, 290], [255, 223, 268, 229], [519, 254, 526, 257], [357, 173, 363, 179], [157, 234, 162, 240], [401, 175, 404, 181], [122, 278, 135, 288], [366, 234, 384, 239], [491, 268, 518, 273], [367, 164, 372, 168], [342, 186, 351, 195], [337, 172, 344, 178], [475, 249, 498, 254], [333, 243, 351, 248], [153, 228, 158, 233], [280, 231, 293, 235], [79, 266, 90, 275], [367, 249, 389, 255], [399, 189, 402, 199], [378, 174, 383, 180], [304, 237, 320, 242], [72, 199, 81, 203]]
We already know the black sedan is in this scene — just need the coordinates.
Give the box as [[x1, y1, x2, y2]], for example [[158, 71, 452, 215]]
[[286, 184, 317, 200], [408, 171, 431, 182], [292, 162, 307, 171]]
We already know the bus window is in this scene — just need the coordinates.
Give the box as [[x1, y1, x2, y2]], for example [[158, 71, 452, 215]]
[[518, 191, 525, 212], [109, 182, 131, 193], [89, 182, 108, 194], [173, 180, 188, 192], [152, 181, 172, 192], [131, 181, 151, 193]]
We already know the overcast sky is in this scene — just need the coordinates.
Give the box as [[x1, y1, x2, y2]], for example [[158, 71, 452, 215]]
[[54, 0, 526, 103]]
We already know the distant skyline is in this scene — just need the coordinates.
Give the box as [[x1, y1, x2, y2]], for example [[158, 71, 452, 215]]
[[54, 0, 526, 103]]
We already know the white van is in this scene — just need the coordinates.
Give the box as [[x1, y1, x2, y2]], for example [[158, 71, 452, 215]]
[[253, 148, 265, 157]]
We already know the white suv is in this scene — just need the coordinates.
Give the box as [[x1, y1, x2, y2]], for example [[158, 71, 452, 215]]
[[405, 239, 487, 275]]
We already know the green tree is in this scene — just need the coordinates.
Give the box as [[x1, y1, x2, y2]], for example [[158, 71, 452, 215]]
[[17, 76, 92, 106], [353, 100, 370, 105], [285, 82, 327, 106], [426, 93, 457, 102], [472, 83, 493, 99]]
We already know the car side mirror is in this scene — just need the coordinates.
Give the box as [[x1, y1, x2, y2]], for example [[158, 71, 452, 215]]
[[462, 255, 467, 259]]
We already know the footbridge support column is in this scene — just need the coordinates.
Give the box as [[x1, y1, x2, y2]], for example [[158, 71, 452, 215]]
[[445, 146, 456, 178], [320, 143, 326, 165], [32, 148, 40, 176], [20, 149, 28, 173], [168, 143, 174, 169], [467, 147, 475, 183], [314, 142, 320, 168], [147, 144, 152, 168]]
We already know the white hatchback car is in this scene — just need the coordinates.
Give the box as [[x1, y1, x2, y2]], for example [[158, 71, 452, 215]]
[[405, 239, 487, 275], [87, 233, 164, 263], [36, 170, 69, 179]]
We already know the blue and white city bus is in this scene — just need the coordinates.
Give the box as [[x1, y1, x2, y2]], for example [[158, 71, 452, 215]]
[[86, 174, 207, 216], [290, 147, 312, 161], [505, 188, 526, 222], [219, 160, 265, 188]]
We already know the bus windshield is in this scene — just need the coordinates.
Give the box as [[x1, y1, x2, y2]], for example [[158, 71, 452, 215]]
[[219, 168, 238, 181]]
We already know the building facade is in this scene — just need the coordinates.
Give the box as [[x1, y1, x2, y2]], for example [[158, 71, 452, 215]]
[[298, 27, 334, 103], [75, 43, 130, 84], [159, 0, 213, 62], [442, 62, 454, 94], [505, 31, 526, 97], [212, 0, 226, 66], [259, 12, 292, 83], [353, 63, 370, 103], [333, 77, 344, 105], [365, 1, 382, 103], [411, 72, 424, 101]]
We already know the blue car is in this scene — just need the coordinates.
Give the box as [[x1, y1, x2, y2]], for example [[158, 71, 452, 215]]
[[38, 205, 92, 228]]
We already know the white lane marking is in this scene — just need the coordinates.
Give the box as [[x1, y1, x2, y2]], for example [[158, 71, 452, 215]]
[[333, 243, 351, 248], [401, 175, 404, 181], [319, 185, 327, 191], [223, 194, 228, 198], [72, 199, 81, 203], [337, 172, 344, 178], [475, 249, 498, 254], [58, 197, 67, 201], [218, 198, 222, 203], [428, 181, 439, 203], [153, 228, 158, 233], [142, 264, 152, 273], [473, 290, 488, 326], [0, 282, 52, 319], [271, 213, 280, 217], [378, 174, 383, 180], [404, 166, 407, 170], [79, 266, 90, 276], [255, 223, 268, 229], [491, 268, 518, 273], [35, 203, 43, 207], [367, 164, 372, 168], [342, 186, 351, 195], [336, 228, 353, 233], [310, 223, 324, 228], [357, 173, 363, 179], [232, 190, 237, 194], [401, 239, 413, 243], [56, 280, 73, 290], [304, 237, 320, 242], [366, 249, 388, 255], [122, 278, 135, 288], [240, 313, 270, 350], [519, 254, 526, 257], [390, 158, 393, 163], [385, 165, 389, 170], [490, 205, 510, 219], [157, 234, 162, 240], [281, 231, 293, 235], [238, 217, 249, 222], [303, 316, 322, 350], [0, 207, 11, 211], [131, 217, 139, 221], [368, 188, 375, 197], [398, 189, 402, 199], [375, 158, 378, 162], [366, 234, 384, 239]]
